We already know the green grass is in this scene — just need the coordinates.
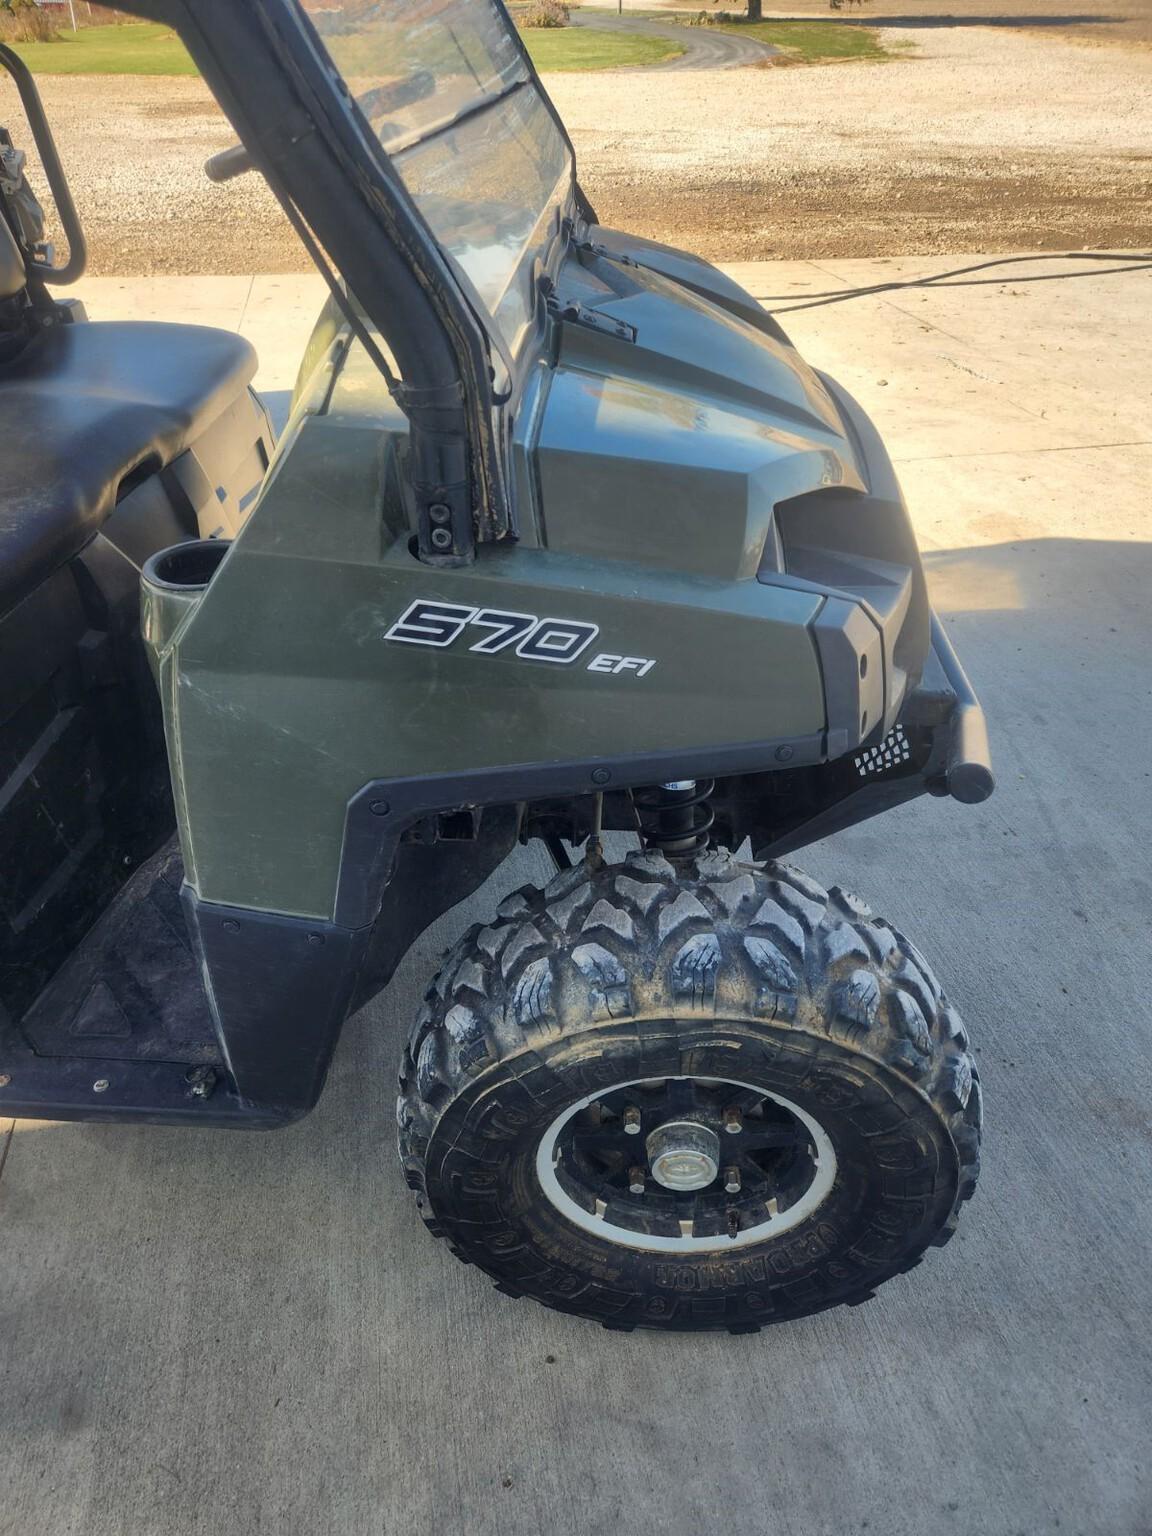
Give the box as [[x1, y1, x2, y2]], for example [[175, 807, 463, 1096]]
[[522, 26, 683, 69], [4, 21, 197, 75], [707, 18, 890, 64], [4, 17, 680, 76]]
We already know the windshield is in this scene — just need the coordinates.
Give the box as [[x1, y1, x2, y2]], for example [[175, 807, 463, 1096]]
[[304, 0, 574, 358]]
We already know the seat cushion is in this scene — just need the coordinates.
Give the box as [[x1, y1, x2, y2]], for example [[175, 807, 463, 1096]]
[[0, 320, 258, 618]]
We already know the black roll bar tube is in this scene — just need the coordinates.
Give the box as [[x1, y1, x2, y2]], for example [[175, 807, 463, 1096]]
[[0, 42, 86, 284]]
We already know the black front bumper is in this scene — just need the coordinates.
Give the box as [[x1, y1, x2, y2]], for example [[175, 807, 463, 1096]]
[[923, 612, 995, 805], [748, 608, 994, 861]]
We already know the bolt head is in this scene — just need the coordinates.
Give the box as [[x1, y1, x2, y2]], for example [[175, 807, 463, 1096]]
[[774, 744, 795, 763], [0, 1073, 11, 1088], [185, 1067, 217, 1101], [428, 502, 452, 525], [92, 1078, 110, 1094], [430, 526, 453, 551], [368, 799, 390, 817], [590, 767, 611, 786]]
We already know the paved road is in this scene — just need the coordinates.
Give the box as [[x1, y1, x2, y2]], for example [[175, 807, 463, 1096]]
[[1, 259, 1150, 1536], [571, 9, 778, 67]]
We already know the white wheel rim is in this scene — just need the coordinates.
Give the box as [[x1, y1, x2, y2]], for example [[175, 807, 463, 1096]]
[[534, 1075, 838, 1254]]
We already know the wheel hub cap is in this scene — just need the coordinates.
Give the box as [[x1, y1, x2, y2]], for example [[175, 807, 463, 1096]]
[[535, 1075, 838, 1254], [646, 1120, 720, 1191]]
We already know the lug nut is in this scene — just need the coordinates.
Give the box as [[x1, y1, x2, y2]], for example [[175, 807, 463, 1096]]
[[628, 1167, 646, 1195], [622, 1106, 642, 1135], [723, 1106, 743, 1135], [724, 1166, 742, 1195]]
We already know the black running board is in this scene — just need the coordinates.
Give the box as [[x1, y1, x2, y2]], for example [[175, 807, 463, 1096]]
[[0, 838, 353, 1128], [0, 1045, 291, 1127], [19, 842, 220, 1066]]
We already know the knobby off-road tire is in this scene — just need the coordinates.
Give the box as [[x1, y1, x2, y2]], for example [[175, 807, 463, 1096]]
[[397, 848, 981, 1332]]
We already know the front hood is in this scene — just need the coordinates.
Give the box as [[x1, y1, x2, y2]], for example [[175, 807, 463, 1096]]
[[525, 238, 866, 580]]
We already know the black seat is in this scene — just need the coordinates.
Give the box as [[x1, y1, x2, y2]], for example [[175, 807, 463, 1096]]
[[0, 320, 257, 619]]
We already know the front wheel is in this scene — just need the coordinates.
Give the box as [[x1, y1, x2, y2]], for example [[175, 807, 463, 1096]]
[[397, 849, 981, 1332]]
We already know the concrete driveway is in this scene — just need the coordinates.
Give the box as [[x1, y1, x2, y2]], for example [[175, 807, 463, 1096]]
[[2, 256, 1150, 1536]]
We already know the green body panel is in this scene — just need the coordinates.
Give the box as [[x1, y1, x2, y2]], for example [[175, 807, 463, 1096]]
[[164, 503, 823, 918], [524, 260, 863, 576], [156, 249, 903, 921]]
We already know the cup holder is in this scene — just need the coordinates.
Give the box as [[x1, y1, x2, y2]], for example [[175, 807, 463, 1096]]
[[142, 537, 231, 592], [140, 539, 232, 678]]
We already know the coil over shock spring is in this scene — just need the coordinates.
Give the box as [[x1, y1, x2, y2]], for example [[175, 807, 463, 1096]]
[[634, 779, 716, 857]]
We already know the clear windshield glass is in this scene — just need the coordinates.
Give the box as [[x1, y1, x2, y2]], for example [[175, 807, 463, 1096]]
[[303, 0, 573, 357]]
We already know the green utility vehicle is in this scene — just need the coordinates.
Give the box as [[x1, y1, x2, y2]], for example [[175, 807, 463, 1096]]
[[0, 0, 992, 1331]]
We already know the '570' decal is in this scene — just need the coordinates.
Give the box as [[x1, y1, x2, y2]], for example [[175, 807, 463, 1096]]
[[384, 600, 658, 679]]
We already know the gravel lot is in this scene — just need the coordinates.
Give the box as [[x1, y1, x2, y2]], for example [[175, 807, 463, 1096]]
[[561, 22, 1152, 260], [1, 21, 1149, 270]]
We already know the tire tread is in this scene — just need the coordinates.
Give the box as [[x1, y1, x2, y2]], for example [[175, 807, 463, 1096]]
[[397, 847, 981, 1328]]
